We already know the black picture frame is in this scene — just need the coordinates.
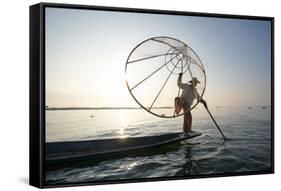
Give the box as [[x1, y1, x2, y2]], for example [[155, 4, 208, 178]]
[[30, 2, 274, 189]]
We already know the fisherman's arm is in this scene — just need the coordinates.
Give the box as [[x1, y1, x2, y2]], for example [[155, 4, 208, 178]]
[[177, 73, 188, 89], [200, 98, 208, 109], [195, 89, 208, 108]]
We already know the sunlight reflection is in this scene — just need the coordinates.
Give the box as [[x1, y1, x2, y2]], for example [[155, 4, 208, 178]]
[[119, 128, 128, 139], [121, 162, 138, 170], [117, 111, 129, 139]]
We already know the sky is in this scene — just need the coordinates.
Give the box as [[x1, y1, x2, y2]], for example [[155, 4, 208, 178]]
[[45, 7, 271, 108]]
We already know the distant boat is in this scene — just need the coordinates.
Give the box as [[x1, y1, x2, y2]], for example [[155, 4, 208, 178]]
[[248, 106, 252, 109], [90, 115, 95, 118], [262, 106, 266, 109]]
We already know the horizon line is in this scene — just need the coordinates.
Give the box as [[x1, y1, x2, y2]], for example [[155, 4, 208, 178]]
[[46, 106, 173, 111], [45, 105, 271, 111]]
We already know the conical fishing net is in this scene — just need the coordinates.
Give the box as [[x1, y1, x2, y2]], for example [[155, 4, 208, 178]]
[[125, 37, 206, 118]]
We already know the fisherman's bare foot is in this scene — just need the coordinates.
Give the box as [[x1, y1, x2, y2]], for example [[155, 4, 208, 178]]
[[183, 130, 192, 136]]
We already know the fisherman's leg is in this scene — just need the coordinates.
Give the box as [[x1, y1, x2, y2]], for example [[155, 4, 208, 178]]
[[184, 110, 192, 132], [188, 111, 192, 131], [183, 111, 189, 133]]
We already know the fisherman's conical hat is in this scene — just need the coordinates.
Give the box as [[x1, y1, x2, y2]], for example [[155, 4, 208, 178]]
[[189, 77, 201, 84]]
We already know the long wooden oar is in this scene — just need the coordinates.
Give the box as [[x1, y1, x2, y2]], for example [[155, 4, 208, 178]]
[[202, 101, 226, 140]]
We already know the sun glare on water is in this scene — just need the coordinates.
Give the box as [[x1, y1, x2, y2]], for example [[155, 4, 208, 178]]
[[121, 162, 138, 170], [118, 111, 129, 139]]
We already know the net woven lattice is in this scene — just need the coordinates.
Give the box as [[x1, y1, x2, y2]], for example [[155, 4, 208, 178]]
[[125, 37, 206, 118]]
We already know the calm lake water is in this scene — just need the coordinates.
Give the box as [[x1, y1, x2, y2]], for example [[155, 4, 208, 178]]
[[45, 106, 272, 184]]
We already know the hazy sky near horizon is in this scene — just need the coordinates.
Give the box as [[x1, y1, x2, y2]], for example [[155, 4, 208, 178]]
[[46, 7, 271, 108]]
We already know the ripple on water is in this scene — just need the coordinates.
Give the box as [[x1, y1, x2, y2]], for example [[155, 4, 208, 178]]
[[46, 107, 272, 184]]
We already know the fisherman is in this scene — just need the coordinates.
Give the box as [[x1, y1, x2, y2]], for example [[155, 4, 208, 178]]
[[175, 73, 207, 135]]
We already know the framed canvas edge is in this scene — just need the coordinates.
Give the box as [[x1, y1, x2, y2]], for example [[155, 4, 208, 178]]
[[41, 2, 274, 20], [271, 17, 275, 174], [29, 2, 275, 189], [29, 3, 42, 188]]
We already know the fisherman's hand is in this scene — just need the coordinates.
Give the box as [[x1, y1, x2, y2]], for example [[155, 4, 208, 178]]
[[179, 72, 183, 77], [201, 99, 208, 109]]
